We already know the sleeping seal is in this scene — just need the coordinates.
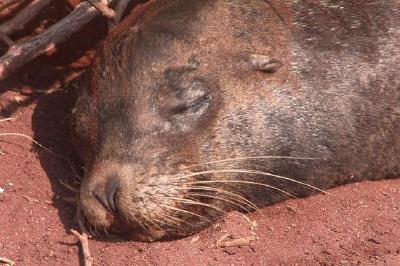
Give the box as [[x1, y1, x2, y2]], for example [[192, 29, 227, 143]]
[[70, 0, 400, 241]]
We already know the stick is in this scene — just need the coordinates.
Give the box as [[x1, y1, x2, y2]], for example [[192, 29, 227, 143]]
[[0, 0, 115, 81], [0, 256, 15, 265], [0, 0, 26, 12], [217, 236, 257, 248], [71, 229, 93, 266], [0, 0, 53, 35], [113, 0, 130, 24], [0, 117, 16, 122], [265, 0, 287, 25], [88, 0, 115, 18], [0, 31, 14, 46]]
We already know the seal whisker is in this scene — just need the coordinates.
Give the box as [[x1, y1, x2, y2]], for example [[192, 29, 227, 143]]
[[76, 203, 90, 236], [162, 214, 194, 229], [187, 180, 296, 198], [158, 215, 186, 229], [186, 192, 252, 213], [88, 221, 97, 237], [129, 211, 150, 233], [66, 155, 83, 182], [183, 155, 320, 169], [58, 179, 80, 193], [159, 204, 211, 224], [93, 227, 100, 237], [165, 196, 225, 213], [175, 186, 259, 212], [79, 211, 96, 237], [0, 132, 65, 158], [178, 169, 327, 194], [103, 228, 111, 238], [140, 211, 166, 233], [71, 0, 400, 241]]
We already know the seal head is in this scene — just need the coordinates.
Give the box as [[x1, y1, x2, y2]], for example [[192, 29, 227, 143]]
[[71, 0, 400, 241]]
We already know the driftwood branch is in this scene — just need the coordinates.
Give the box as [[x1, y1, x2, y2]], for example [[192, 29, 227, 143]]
[[0, 31, 13, 46], [88, 0, 115, 18], [113, 0, 129, 24], [0, 0, 27, 12], [0, 0, 115, 82], [0, 0, 53, 35], [71, 229, 93, 266]]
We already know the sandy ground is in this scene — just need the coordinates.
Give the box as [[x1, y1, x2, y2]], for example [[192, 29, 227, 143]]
[[0, 2, 400, 265], [0, 93, 399, 265]]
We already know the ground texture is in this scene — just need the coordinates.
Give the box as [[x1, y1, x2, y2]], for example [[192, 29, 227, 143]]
[[0, 2, 399, 265]]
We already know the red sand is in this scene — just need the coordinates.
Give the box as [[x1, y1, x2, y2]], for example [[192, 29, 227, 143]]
[[0, 99, 399, 265], [0, 3, 399, 265]]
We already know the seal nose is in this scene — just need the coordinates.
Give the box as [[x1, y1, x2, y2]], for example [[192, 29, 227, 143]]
[[92, 177, 120, 213]]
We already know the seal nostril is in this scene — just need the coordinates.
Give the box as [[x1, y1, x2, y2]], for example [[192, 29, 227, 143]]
[[105, 177, 120, 212], [92, 177, 120, 213], [92, 186, 112, 212]]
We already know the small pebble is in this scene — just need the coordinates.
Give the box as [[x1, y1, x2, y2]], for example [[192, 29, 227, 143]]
[[250, 54, 282, 73]]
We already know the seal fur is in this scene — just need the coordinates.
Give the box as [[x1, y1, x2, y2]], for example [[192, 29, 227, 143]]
[[71, 0, 400, 241]]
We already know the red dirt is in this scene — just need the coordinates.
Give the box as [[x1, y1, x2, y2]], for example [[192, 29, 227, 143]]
[[1, 3, 400, 265]]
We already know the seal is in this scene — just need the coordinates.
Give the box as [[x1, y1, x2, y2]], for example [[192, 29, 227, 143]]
[[70, 0, 400, 241]]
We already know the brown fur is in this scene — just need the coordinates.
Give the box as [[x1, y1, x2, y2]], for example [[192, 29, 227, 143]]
[[71, 0, 400, 241]]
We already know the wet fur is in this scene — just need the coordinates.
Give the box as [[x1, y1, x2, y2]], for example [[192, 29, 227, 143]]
[[71, 0, 400, 241]]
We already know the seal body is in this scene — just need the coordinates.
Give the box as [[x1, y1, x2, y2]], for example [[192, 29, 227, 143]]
[[71, 0, 400, 241]]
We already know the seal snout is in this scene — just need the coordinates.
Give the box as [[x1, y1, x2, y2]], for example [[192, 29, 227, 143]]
[[92, 176, 120, 213]]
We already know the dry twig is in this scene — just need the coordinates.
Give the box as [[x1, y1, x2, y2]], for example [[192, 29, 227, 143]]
[[71, 229, 93, 266], [23, 194, 40, 202], [0, 0, 26, 12], [0, 117, 15, 122], [88, 0, 115, 18], [0, 31, 13, 46], [0, 0, 116, 81], [113, 0, 130, 24], [216, 213, 259, 248], [217, 235, 257, 248], [0, 256, 15, 265], [0, 0, 53, 35]]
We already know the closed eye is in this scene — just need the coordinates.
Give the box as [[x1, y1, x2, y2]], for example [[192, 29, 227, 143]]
[[172, 93, 210, 114]]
